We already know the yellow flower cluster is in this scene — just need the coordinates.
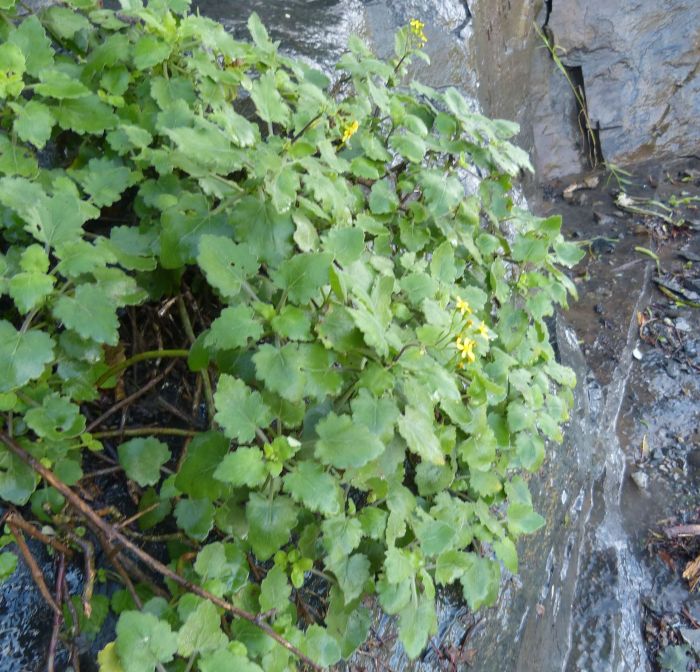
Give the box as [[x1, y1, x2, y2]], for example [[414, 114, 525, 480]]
[[409, 18, 428, 45], [341, 120, 359, 143], [453, 298, 493, 368]]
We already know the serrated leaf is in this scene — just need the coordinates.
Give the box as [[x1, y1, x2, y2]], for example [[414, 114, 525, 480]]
[[0, 447, 37, 505], [250, 70, 289, 126], [271, 252, 331, 304], [8, 16, 53, 77], [117, 438, 170, 487], [214, 446, 267, 489], [214, 375, 272, 444], [283, 461, 341, 516], [115, 611, 177, 672], [459, 554, 500, 610], [175, 432, 230, 500], [199, 649, 263, 672], [177, 600, 227, 657], [0, 320, 54, 393], [326, 553, 370, 604], [271, 305, 311, 341], [0, 133, 36, 176], [506, 502, 545, 536], [246, 493, 297, 560], [315, 412, 384, 469], [35, 70, 91, 99], [398, 595, 437, 659], [493, 537, 518, 573], [197, 235, 258, 299], [0, 43, 25, 99], [11, 100, 54, 148], [351, 389, 399, 442], [398, 407, 444, 465], [8, 271, 54, 313], [252, 343, 305, 402], [77, 157, 136, 207], [302, 625, 342, 667], [205, 305, 263, 351], [175, 498, 215, 541], [133, 36, 172, 70], [54, 95, 118, 134], [24, 393, 84, 440], [54, 284, 119, 345], [259, 565, 291, 612]]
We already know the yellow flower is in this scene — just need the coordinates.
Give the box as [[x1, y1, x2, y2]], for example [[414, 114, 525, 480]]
[[341, 120, 359, 143], [455, 336, 476, 363], [455, 297, 472, 316], [409, 18, 428, 44], [476, 321, 491, 339]]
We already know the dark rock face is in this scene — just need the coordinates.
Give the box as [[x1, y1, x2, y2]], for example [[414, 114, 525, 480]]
[[469, 0, 700, 179], [548, 0, 700, 167]]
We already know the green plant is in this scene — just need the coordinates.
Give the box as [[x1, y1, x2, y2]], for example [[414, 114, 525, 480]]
[[0, 1, 583, 669]]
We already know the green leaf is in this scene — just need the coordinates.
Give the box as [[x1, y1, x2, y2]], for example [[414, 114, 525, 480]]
[[214, 375, 272, 444], [435, 550, 470, 585], [315, 412, 384, 469], [326, 553, 370, 604], [323, 228, 365, 266], [206, 305, 263, 352], [506, 502, 545, 536], [253, 343, 305, 402], [368, 179, 398, 214], [133, 36, 172, 70], [302, 625, 342, 667], [24, 394, 84, 440], [0, 320, 54, 393], [117, 438, 170, 487], [283, 461, 341, 516], [493, 537, 518, 573], [459, 554, 500, 610], [0, 133, 36, 176], [0, 43, 25, 99], [398, 595, 437, 659], [0, 447, 37, 505], [175, 498, 215, 541], [197, 235, 258, 299], [200, 649, 263, 672], [259, 565, 291, 611], [77, 157, 136, 207], [115, 611, 178, 672], [351, 389, 399, 442], [511, 235, 548, 264], [271, 305, 311, 341], [397, 407, 444, 465], [554, 239, 585, 267], [43, 6, 91, 40], [0, 552, 18, 582], [53, 284, 119, 345], [35, 70, 91, 99], [177, 600, 227, 657], [8, 271, 54, 313], [271, 252, 331, 304], [175, 432, 229, 500], [7, 17, 53, 77], [54, 95, 118, 134], [214, 446, 267, 489], [194, 542, 248, 593], [250, 70, 289, 125], [246, 493, 297, 560], [389, 131, 426, 163], [11, 100, 54, 148]]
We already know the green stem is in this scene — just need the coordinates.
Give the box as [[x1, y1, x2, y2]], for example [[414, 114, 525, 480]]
[[177, 296, 215, 427], [92, 427, 197, 440], [94, 349, 189, 388]]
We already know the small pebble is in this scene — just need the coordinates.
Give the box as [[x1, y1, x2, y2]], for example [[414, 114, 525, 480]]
[[631, 471, 649, 490], [633, 347, 643, 360]]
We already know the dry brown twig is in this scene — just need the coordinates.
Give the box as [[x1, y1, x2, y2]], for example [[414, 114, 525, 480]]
[[0, 431, 322, 672]]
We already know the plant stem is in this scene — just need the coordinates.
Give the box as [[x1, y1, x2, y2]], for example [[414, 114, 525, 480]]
[[0, 432, 323, 672], [94, 349, 189, 389], [177, 296, 215, 426], [92, 427, 197, 440]]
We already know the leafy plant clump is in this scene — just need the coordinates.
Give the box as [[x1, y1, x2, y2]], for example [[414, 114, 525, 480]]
[[0, 0, 583, 669]]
